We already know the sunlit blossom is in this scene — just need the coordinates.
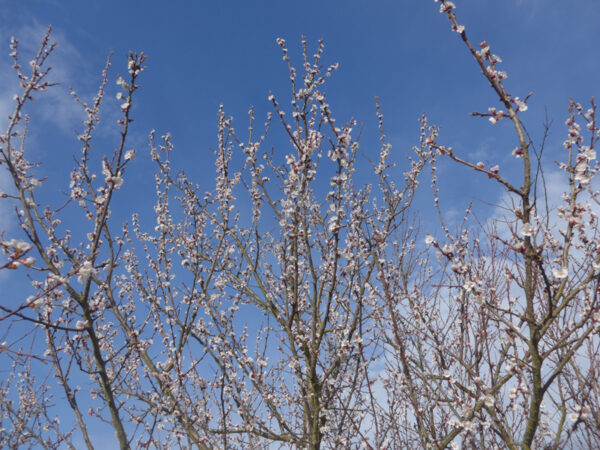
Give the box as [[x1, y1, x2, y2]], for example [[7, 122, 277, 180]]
[[552, 267, 569, 280], [521, 223, 535, 237], [569, 405, 590, 422]]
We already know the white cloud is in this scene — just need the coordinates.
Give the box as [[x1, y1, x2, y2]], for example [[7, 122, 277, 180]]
[[0, 168, 14, 234], [0, 24, 89, 283], [19, 24, 87, 133], [0, 169, 16, 284], [0, 22, 97, 231], [0, 23, 88, 137], [487, 166, 599, 248]]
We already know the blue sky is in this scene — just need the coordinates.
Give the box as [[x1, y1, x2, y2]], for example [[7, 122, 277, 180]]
[[0, 2, 597, 299], [0, 0, 598, 234], [1, 1, 599, 214]]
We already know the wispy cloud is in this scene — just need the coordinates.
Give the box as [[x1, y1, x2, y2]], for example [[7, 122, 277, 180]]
[[0, 168, 16, 283], [0, 22, 92, 236], [0, 22, 89, 137], [487, 167, 599, 243], [0, 168, 14, 234], [19, 24, 87, 134]]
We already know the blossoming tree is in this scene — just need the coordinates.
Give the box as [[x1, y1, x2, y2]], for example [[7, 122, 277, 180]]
[[1, 1, 598, 449], [366, 2, 599, 448]]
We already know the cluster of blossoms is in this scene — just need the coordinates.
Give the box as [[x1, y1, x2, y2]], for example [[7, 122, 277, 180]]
[[487, 106, 505, 125], [520, 222, 535, 237], [435, 0, 466, 34], [0, 238, 34, 269], [477, 41, 507, 81], [76, 260, 97, 284], [101, 160, 124, 189], [562, 104, 598, 185], [511, 96, 528, 112]]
